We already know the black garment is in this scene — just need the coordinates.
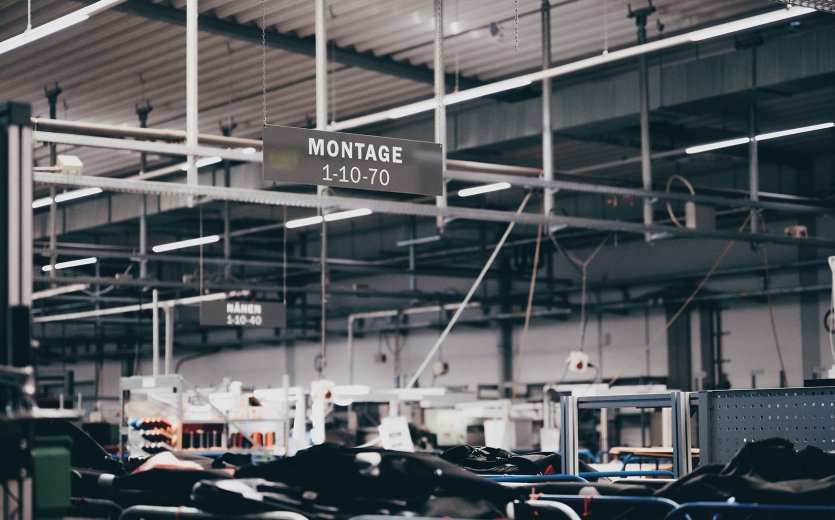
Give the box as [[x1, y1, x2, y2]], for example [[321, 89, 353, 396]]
[[441, 445, 596, 475], [232, 444, 517, 519], [656, 438, 835, 505]]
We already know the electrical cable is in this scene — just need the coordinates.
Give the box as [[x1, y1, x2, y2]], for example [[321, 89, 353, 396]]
[[261, 0, 267, 127], [607, 213, 752, 387], [759, 215, 789, 386], [512, 223, 543, 402], [549, 233, 610, 350], [665, 174, 695, 229]]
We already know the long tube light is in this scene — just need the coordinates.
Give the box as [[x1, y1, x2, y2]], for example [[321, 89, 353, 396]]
[[286, 208, 373, 229], [458, 182, 512, 197], [328, 6, 813, 132], [33, 187, 103, 208], [686, 121, 834, 154], [755, 122, 834, 141], [324, 208, 373, 222], [0, 0, 124, 56], [42, 257, 97, 272], [152, 235, 219, 253], [685, 137, 750, 155]]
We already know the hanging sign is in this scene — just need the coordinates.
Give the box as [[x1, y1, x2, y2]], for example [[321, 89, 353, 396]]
[[199, 300, 286, 328], [262, 125, 443, 196]]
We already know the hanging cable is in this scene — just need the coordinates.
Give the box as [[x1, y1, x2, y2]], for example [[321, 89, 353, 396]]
[[608, 213, 753, 387], [665, 174, 695, 229], [512, 223, 543, 402], [514, 0, 519, 52], [760, 215, 789, 386], [549, 233, 611, 350]]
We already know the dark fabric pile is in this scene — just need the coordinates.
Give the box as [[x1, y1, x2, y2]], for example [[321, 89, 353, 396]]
[[656, 437, 835, 505], [217, 443, 519, 519], [440, 445, 563, 475]]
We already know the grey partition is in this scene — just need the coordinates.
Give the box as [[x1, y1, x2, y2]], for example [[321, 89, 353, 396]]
[[698, 386, 835, 465]]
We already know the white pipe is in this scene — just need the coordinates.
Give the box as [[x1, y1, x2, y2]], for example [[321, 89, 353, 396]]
[[315, 0, 329, 377], [186, 0, 198, 203], [405, 193, 532, 388], [164, 307, 174, 374], [152, 288, 159, 377], [33, 290, 249, 323]]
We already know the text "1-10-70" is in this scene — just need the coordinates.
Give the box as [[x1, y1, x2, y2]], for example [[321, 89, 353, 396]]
[[322, 165, 390, 186]]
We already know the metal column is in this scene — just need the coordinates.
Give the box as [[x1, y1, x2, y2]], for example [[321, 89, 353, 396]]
[[185, 0, 198, 202], [559, 395, 579, 475], [628, 2, 656, 240], [315, 0, 328, 378], [151, 289, 159, 377], [434, 0, 447, 233], [749, 96, 759, 236], [164, 307, 173, 374], [541, 0, 554, 220], [137, 103, 152, 280], [671, 391, 693, 477], [45, 85, 61, 279]]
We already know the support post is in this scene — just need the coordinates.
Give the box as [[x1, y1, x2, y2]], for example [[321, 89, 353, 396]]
[[541, 0, 554, 221], [671, 391, 693, 477], [749, 95, 759, 236], [628, 2, 656, 241], [151, 288, 159, 377], [137, 103, 152, 280], [221, 123, 235, 280], [45, 85, 61, 279], [185, 0, 198, 204], [315, 0, 328, 378], [434, 0, 447, 233], [559, 395, 579, 475], [164, 307, 173, 374], [347, 316, 355, 385]]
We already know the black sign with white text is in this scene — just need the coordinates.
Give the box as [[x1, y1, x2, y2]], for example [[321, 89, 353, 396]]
[[199, 300, 286, 328], [263, 125, 443, 196]]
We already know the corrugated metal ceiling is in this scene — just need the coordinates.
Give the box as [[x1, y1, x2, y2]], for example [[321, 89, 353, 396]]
[[0, 0, 783, 178]]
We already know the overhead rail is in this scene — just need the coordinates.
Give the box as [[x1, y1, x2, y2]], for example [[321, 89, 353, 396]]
[[30, 127, 832, 217], [31, 172, 835, 248]]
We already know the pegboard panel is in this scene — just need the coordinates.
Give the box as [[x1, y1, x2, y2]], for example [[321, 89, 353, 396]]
[[700, 387, 835, 465]]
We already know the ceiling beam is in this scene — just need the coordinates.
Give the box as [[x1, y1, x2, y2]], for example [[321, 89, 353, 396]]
[[78, 0, 483, 89]]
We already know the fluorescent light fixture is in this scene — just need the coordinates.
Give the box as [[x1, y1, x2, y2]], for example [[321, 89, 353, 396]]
[[240, 147, 258, 155], [54, 187, 103, 203], [444, 77, 533, 105], [42, 257, 97, 272], [334, 385, 371, 396], [0, 0, 124, 56], [755, 122, 835, 141], [152, 234, 220, 253], [689, 6, 814, 41], [458, 181, 512, 197], [32, 197, 53, 209], [180, 156, 222, 170], [685, 137, 750, 155], [32, 283, 90, 300], [323, 208, 373, 222], [285, 215, 324, 229]]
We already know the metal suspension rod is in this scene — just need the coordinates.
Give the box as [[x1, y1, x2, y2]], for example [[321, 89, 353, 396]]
[[434, 0, 447, 233], [406, 192, 533, 388], [541, 0, 554, 221], [315, 0, 328, 378], [185, 0, 198, 201]]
